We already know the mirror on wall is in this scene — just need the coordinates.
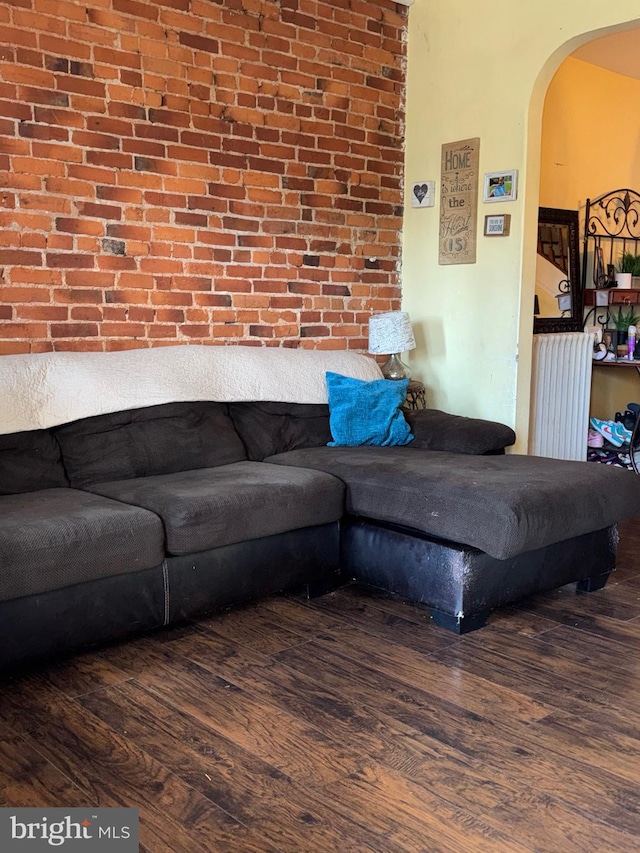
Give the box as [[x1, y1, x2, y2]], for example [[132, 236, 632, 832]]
[[534, 207, 582, 333]]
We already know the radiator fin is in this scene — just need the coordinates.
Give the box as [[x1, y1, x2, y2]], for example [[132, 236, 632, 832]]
[[529, 332, 594, 461]]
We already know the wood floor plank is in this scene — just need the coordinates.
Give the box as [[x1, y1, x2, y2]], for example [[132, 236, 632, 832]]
[[150, 628, 469, 795], [78, 680, 410, 853], [0, 671, 76, 735], [458, 623, 640, 704], [188, 600, 639, 829], [523, 579, 640, 620], [32, 656, 133, 698], [273, 637, 640, 835], [0, 726, 89, 808], [321, 765, 537, 853], [8, 696, 284, 853], [87, 638, 368, 788], [259, 595, 357, 633], [195, 603, 318, 655], [468, 602, 560, 637], [272, 640, 525, 815], [304, 624, 551, 724], [482, 790, 640, 853], [139, 637, 408, 785], [516, 595, 640, 642], [283, 646, 524, 813], [611, 577, 640, 599], [526, 620, 640, 669], [266, 603, 564, 735], [528, 709, 640, 785], [156, 626, 622, 835], [432, 632, 640, 723]]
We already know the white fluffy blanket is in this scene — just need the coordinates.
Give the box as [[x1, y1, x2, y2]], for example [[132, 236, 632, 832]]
[[0, 345, 382, 434]]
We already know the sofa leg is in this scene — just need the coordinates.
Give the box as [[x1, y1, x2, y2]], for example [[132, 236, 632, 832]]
[[430, 608, 488, 634], [576, 571, 612, 593]]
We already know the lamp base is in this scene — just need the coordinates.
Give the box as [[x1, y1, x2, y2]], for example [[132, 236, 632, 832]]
[[381, 353, 411, 380]]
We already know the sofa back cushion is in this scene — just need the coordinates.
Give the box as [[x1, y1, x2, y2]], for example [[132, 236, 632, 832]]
[[54, 401, 247, 488], [229, 402, 332, 461], [0, 429, 69, 495]]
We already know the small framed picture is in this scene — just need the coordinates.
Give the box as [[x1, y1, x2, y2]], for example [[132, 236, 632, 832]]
[[602, 329, 618, 354], [483, 170, 518, 203], [483, 213, 511, 237]]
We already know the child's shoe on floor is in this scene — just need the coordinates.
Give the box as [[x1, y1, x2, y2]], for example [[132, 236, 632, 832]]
[[612, 421, 633, 445], [587, 428, 604, 448], [590, 417, 624, 448]]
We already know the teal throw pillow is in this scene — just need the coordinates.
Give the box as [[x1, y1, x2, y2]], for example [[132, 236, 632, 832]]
[[325, 372, 414, 447]]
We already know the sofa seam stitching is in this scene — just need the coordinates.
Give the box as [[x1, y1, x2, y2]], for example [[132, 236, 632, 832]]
[[162, 558, 170, 626]]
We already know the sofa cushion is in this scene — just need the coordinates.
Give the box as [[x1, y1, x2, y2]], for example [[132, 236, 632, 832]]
[[54, 401, 247, 488], [0, 488, 165, 601], [228, 401, 332, 461], [325, 372, 413, 447], [404, 409, 516, 454], [86, 461, 345, 556], [264, 447, 640, 560], [0, 429, 68, 495]]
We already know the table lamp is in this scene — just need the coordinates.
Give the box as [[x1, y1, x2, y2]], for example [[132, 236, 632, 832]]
[[368, 311, 416, 380]]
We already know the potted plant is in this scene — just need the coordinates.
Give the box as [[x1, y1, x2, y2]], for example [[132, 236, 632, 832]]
[[611, 305, 640, 355], [616, 252, 640, 288]]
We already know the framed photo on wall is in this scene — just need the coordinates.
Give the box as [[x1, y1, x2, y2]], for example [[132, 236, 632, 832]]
[[483, 170, 518, 203], [483, 213, 511, 236]]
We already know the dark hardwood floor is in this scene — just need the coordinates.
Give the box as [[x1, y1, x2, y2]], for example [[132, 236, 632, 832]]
[[2, 520, 640, 852]]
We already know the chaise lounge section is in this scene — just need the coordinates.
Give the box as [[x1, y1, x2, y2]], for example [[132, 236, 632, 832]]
[[256, 427, 634, 632]]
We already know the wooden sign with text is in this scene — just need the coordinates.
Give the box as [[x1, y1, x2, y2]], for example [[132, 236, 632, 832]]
[[439, 137, 479, 265]]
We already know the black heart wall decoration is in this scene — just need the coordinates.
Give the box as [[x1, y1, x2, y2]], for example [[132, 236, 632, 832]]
[[413, 183, 429, 204]]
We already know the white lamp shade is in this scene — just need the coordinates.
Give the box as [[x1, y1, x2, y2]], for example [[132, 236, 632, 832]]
[[368, 311, 416, 355]]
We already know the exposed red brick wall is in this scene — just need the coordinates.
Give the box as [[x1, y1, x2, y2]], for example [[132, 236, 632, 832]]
[[0, 0, 406, 354]]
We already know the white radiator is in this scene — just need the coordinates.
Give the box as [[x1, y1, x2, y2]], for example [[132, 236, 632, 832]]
[[529, 332, 594, 461]]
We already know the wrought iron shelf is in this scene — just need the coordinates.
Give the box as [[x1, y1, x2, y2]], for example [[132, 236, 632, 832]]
[[583, 188, 640, 285], [582, 188, 640, 331]]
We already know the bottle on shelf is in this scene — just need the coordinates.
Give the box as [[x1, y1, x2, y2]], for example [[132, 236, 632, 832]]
[[629, 325, 637, 361]]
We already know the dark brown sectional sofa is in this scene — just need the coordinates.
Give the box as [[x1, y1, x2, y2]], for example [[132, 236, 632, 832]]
[[2, 395, 640, 673]]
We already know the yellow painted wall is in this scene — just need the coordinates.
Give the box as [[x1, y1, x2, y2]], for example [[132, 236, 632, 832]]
[[540, 57, 640, 210], [540, 56, 640, 417], [402, 1, 640, 452]]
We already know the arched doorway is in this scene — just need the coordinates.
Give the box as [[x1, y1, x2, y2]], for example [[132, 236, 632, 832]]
[[524, 23, 640, 458]]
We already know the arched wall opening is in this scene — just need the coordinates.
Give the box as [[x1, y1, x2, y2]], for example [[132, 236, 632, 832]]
[[522, 21, 640, 451], [533, 27, 640, 427]]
